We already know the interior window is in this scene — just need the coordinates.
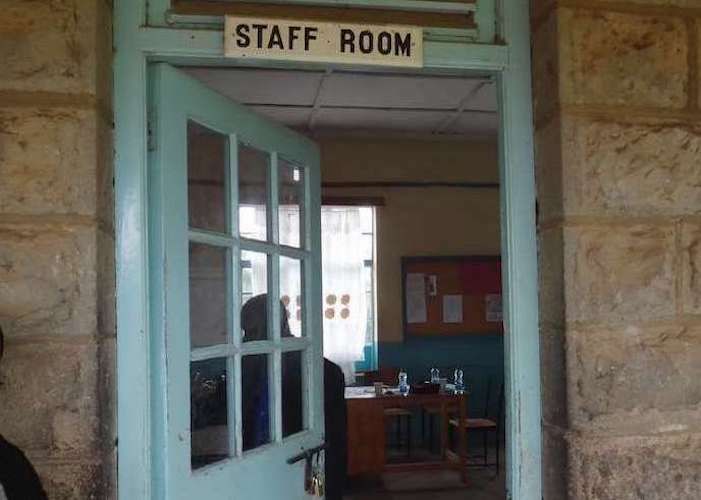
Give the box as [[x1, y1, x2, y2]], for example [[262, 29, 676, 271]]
[[321, 206, 377, 381], [241, 204, 378, 381]]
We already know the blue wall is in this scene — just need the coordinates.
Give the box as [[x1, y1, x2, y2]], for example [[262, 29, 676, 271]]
[[378, 334, 504, 419]]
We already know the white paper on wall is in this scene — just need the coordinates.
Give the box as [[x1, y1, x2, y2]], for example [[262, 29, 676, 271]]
[[406, 273, 427, 323], [442, 294, 463, 324], [485, 294, 503, 322]]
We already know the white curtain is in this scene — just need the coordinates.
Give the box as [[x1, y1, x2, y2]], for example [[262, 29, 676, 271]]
[[240, 205, 368, 383], [320, 207, 367, 383]]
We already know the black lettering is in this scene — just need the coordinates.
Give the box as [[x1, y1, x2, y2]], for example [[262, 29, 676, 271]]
[[251, 23, 267, 48], [358, 30, 373, 54], [395, 32, 411, 57], [288, 26, 301, 50], [377, 31, 391, 55], [235, 24, 250, 48], [304, 27, 318, 50], [340, 29, 355, 53], [268, 25, 284, 49]]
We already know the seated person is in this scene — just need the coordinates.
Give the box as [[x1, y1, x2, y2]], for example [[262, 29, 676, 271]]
[[240, 295, 347, 498]]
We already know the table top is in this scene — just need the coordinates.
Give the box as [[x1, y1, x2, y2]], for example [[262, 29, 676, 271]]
[[345, 385, 463, 401]]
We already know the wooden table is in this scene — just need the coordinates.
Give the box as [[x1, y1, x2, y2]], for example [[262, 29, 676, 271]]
[[345, 387, 468, 483]]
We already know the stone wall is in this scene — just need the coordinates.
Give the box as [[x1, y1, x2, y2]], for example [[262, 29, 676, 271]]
[[532, 0, 701, 498], [0, 1, 115, 499]]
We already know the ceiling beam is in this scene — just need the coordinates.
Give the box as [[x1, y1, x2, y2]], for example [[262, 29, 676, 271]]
[[248, 102, 497, 114], [432, 80, 492, 134], [308, 69, 333, 131]]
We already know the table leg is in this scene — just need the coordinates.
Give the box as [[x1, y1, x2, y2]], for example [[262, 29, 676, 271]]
[[440, 400, 448, 460], [458, 395, 468, 484]]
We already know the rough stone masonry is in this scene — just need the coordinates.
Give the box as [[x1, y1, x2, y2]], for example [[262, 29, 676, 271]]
[[532, 1, 701, 499], [0, 0, 115, 498]]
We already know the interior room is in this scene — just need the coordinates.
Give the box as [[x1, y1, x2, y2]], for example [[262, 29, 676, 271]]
[[185, 66, 505, 500]]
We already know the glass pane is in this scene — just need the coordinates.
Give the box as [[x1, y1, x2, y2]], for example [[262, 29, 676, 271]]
[[282, 350, 304, 438], [241, 250, 269, 342], [279, 160, 304, 248], [191, 358, 229, 469], [280, 257, 303, 338], [190, 243, 229, 348], [360, 234, 373, 261], [242, 354, 271, 451], [188, 121, 228, 233], [239, 144, 269, 241]]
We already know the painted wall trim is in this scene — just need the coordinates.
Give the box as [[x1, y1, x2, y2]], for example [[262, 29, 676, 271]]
[[114, 1, 541, 499]]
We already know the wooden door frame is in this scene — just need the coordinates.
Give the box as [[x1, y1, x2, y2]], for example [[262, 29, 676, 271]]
[[114, 1, 541, 499]]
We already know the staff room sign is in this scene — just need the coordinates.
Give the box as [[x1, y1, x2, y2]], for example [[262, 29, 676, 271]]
[[224, 16, 423, 68]]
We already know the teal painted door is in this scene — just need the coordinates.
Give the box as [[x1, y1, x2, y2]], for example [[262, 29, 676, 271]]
[[148, 63, 324, 500]]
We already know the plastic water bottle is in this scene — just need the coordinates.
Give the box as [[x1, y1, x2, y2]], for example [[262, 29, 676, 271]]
[[398, 369, 409, 397], [430, 368, 440, 384], [454, 368, 465, 395]]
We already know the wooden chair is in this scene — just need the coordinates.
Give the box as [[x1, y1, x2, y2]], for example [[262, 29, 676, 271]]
[[421, 402, 457, 453], [365, 368, 412, 456], [449, 380, 504, 473], [419, 367, 461, 452]]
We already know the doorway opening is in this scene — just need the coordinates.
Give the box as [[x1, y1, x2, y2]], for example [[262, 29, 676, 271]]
[[183, 65, 505, 499]]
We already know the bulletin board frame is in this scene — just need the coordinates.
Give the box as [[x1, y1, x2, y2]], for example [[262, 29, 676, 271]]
[[401, 255, 503, 337]]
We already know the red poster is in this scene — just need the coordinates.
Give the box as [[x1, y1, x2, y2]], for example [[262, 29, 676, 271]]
[[459, 260, 501, 294]]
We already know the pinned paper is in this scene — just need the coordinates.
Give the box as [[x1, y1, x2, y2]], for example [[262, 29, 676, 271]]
[[406, 273, 427, 323], [442, 295, 463, 324], [485, 294, 503, 322]]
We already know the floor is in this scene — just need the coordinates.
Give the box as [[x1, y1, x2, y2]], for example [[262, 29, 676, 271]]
[[343, 468, 505, 500], [343, 446, 506, 500]]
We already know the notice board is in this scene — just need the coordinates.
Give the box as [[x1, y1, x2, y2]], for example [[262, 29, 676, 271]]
[[402, 256, 503, 337]]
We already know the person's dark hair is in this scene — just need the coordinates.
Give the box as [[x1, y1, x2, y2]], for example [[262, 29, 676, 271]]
[[240, 294, 293, 341]]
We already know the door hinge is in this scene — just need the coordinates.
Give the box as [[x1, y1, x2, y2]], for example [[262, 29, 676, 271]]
[[147, 107, 157, 152]]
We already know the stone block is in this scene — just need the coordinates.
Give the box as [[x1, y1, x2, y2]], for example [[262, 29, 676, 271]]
[[540, 324, 568, 428], [561, 117, 701, 216], [538, 226, 565, 327], [0, 107, 98, 216], [0, 340, 99, 453], [535, 117, 563, 222], [567, 322, 701, 427], [34, 461, 104, 500], [97, 336, 117, 500], [681, 222, 701, 315], [0, 222, 97, 338], [97, 115, 114, 228], [531, 9, 560, 123], [564, 224, 675, 322], [560, 10, 687, 108], [569, 433, 701, 499], [97, 229, 116, 338], [97, 336, 116, 450], [0, 0, 98, 94], [542, 426, 569, 500]]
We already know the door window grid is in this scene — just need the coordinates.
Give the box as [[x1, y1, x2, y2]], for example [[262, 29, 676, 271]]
[[187, 129, 312, 470]]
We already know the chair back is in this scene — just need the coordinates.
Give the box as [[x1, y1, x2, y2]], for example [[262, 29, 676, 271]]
[[496, 382, 505, 432], [483, 377, 505, 421], [364, 367, 400, 385]]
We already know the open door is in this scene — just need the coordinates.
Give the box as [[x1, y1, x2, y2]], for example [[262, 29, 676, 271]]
[[148, 63, 324, 499]]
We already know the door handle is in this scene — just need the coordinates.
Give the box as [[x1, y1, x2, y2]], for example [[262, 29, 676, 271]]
[[286, 442, 328, 465]]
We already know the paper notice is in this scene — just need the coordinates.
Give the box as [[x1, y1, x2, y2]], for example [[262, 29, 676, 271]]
[[485, 294, 503, 322], [406, 273, 427, 323], [442, 295, 463, 323]]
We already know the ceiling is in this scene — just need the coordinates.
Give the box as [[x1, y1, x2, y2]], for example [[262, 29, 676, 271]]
[[184, 67, 498, 137]]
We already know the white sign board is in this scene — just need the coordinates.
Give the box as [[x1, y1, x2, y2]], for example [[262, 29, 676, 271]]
[[224, 16, 423, 68]]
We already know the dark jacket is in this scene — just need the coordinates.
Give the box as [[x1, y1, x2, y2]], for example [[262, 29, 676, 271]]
[[324, 358, 347, 500]]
